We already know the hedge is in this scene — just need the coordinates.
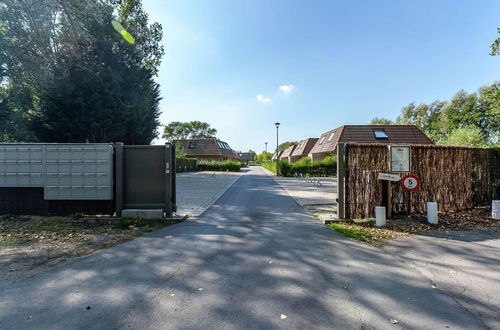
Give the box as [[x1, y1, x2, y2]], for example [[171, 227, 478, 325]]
[[197, 160, 242, 172], [261, 157, 336, 177]]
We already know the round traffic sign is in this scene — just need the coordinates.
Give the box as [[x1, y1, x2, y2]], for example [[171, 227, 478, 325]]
[[401, 174, 420, 191]]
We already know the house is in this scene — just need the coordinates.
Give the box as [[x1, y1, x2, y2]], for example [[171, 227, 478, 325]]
[[271, 150, 283, 161], [279, 144, 297, 161], [289, 138, 318, 163], [237, 152, 256, 162], [174, 138, 238, 161], [308, 125, 434, 162]]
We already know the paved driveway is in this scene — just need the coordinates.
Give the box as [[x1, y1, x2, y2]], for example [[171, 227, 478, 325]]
[[0, 167, 491, 329], [384, 229, 500, 329]]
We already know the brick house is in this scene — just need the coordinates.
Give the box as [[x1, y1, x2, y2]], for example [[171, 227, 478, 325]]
[[308, 125, 434, 162], [279, 144, 297, 161], [289, 138, 318, 163], [271, 150, 283, 161], [237, 152, 256, 162], [174, 138, 238, 161]]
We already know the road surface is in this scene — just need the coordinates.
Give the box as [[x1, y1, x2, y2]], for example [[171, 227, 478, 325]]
[[0, 167, 488, 329]]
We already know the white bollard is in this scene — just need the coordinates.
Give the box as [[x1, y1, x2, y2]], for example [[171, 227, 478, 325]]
[[375, 206, 386, 227], [493, 200, 500, 220], [427, 202, 438, 224]]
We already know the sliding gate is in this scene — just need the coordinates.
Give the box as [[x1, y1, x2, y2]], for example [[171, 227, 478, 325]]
[[115, 143, 176, 217]]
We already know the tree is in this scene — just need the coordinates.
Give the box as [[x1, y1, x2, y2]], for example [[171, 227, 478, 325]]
[[0, 0, 164, 144], [277, 141, 298, 153], [490, 28, 500, 56], [368, 117, 393, 125], [162, 121, 217, 140], [256, 151, 272, 162], [443, 126, 486, 147]]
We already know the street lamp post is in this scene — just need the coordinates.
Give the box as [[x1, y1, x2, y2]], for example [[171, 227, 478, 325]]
[[275, 122, 280, 161], [265, 142, 268, 152]]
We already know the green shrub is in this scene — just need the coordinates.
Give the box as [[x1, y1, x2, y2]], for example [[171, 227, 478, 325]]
[[197, 160, 242, 172], [276, 159, 291, 176], [260, 161, 277, 173], [176, 158, 198, 172]]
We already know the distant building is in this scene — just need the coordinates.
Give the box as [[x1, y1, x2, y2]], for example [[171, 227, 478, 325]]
[[237, 152, 256, 162], [308, 125, 434, 162], [271, 150, 283, 161], [174, 138, 238, 161], [289, 138, 318, 163], [280, 144, 297, 161]]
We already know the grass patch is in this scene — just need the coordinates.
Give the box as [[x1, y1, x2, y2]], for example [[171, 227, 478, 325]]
[[328, 221, 410, 245]]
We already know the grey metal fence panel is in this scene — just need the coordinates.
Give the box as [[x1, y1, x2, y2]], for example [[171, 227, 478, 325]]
[[0, 143, 113, 200]]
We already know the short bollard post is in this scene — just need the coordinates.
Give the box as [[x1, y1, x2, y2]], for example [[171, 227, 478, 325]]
[[375, 206, 386, 227], [492, 200, 500, 220], [427, 202, 438, 224]]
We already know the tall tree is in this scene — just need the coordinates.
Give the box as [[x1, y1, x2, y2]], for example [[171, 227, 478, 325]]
[[277, 141, 298, 153], [0, 0, 164, 144], [490, 27, 500, 56], [162, 121, 217, 140], [368, 117, 393, 125]]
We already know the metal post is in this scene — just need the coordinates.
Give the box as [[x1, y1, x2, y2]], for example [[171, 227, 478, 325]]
[[337, 143, 346, 219], [165, 143, 173, 218], [275, 122, 280, 162], [114, 142, 124, 217], [171, 143, 177, 213]]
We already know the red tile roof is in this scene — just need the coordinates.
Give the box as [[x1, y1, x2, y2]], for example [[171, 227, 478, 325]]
[[309, 125, 433, 155]]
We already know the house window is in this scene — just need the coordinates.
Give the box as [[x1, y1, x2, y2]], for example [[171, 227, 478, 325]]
[[373, 130, 388, 139], [319, 137, 325, 145], [327, 132, 335, 142], [188, 141, 197, 149]]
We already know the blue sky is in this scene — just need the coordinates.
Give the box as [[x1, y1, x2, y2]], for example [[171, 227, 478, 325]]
[[144, 0, 500, 153]]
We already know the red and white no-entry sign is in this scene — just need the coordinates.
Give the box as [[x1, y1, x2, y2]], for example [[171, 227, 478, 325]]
[[401, 174, 420, 191]]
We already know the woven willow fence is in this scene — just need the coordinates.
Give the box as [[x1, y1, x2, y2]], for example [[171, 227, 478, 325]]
[[344, 143, 500, 219]]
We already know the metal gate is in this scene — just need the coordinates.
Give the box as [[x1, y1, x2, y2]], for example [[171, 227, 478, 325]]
[[115, 143, 176, 217]]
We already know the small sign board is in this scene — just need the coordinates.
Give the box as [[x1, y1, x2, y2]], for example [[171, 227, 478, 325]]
[[378, 173, 401, 181], [401, 174, 420, 191], [390, 146, 411, 172]]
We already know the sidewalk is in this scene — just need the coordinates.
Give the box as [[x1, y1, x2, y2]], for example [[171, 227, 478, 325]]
[[260, 166, 337, 217], [176, 171, 242, 217]]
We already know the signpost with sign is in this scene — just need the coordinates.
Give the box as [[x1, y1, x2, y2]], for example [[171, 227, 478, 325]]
[[401, 174, 420, 215]]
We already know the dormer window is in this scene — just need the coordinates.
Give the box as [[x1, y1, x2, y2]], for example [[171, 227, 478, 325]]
[[327, 132, 335, 142], [373, 129, 388, 139], [319, 137, 325, 145]]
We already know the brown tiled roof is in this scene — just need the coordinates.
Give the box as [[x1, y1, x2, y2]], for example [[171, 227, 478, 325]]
[[280, 144, 297, 158], [309, 125, 433, 155], [291, 138, 319, 157], [174, 138, 236, 157], [271, 150, 283, 161], [309, 126, 344, 155]]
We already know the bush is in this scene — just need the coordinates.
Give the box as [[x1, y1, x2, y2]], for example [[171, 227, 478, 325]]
[[276, 159, 291, 176], [260, 161, 277, 173], [176, 158, 198, 172], [197, 160, 242, 172], [291, 156, 336, 177]]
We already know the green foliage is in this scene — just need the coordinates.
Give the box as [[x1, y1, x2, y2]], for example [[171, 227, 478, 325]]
[[289, 156, 337, 177], [260, 161, 277, 173], [388, 82, 500, 146], [329, 223, 375, 243], [175, 142, 187, 158], [490, 28, 500, 56], [162, 121, 217, 140], [442, 125, 487, 147], [256, 151, 272, 162], [277, 141, 298, 153], [276, 159, 291, 176], [368, 117, 393, 125], [0, 0, 163, 143], [197, 160, 241, 172]]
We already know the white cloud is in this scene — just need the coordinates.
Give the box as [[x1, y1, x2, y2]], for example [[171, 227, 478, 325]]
[[256, 94, 272, 103], [279, 84, 295, 94]]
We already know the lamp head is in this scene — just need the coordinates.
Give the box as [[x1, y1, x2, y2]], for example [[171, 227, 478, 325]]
[[275, 122, 280, 128]]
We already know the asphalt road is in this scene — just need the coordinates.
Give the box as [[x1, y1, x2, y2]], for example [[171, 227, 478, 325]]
[[0, 167, 490, 329]]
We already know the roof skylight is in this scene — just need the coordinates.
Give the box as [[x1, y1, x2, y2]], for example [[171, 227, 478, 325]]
[[373, 130, 389, 139]]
